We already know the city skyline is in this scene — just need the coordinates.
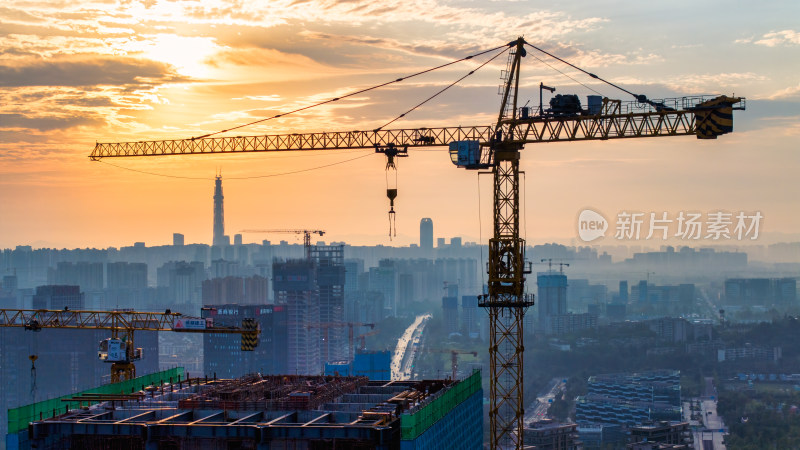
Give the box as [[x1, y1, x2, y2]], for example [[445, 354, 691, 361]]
[[1, 1, 798, 250]]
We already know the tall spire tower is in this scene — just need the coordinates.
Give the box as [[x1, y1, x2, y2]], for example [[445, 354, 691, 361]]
[[212, 174, 225, 246]]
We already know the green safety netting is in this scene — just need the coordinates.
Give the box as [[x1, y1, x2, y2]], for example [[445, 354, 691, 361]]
[[401, 370, 481, 440], [8, 367, 185, 434]]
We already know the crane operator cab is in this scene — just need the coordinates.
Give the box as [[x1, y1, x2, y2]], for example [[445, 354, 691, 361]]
[[449, 140, 486, 169], [98, 337, 142, 363]]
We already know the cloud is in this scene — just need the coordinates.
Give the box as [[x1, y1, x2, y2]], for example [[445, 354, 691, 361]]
[[764, 83, 800, 100], [0, 113, 103, 131], [755, 30, 800, 47], [0, 56, 186, 87], [663, 72, 768, 94], [737, 30, 800, 47]]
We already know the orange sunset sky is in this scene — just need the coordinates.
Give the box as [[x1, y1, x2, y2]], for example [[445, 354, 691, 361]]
[[1, 1, 798, 249]]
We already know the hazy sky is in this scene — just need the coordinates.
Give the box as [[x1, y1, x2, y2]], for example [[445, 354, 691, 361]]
[[1, 1, 798, 249]]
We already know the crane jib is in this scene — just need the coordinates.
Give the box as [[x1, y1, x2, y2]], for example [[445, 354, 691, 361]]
[[90, 97, 744, 159]]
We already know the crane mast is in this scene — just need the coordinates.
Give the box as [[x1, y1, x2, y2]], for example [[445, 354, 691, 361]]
[[88, 37, 745, 450], [479, 37, 533, 449]]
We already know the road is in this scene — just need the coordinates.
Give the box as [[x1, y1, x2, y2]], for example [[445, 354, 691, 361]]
[[698, 288, 722, 322], [390, 314, 430, 380], [524, 377, 566, 425], [684, 377, 727, 450]]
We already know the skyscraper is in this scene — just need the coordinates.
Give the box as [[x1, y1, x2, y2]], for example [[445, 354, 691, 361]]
[[273, 259, 320, 375], [537, 271, 567, 335], [311, 245, 346, 363], [420, 218, 433, 250], [213, 175, 225, 247]]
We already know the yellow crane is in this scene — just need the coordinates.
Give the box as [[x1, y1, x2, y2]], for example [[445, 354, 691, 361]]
[[0, 308, 259, 383], [88, 37, 744, 449]]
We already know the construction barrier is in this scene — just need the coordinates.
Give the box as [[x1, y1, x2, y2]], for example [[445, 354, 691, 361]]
[[7, 367, 185, 434], [401, 370, 482, 440]]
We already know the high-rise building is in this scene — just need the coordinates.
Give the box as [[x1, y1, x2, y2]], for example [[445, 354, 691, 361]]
[[344, 259, 364, 294], [537, 271, 567, 335], [369, 261, 396, 316], [420, 218, 433, 250], [273, 259, 320, 375], [49, 262, 103, 292], [311, 245, 347, 363], [461, 295, 479, 338], [202, 303, 287, 378], [106, 262, 148, 310], [156, 261, 206, 309], [212, 175, 225, 247], [619, 280, 629, 303], [32, 285, 84, 310], [173, 233, 185, 246], [442, 296, 459, 335], [107, 262, 147, 290], [2, 273, 18, 291], [202, 276, 269, 306], [724, 277, 797, 305]]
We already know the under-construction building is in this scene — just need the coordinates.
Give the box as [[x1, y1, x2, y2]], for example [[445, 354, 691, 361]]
[[311, 245, 347, 363], [273, 258, 321, 375], [15, 370, 483, 449]]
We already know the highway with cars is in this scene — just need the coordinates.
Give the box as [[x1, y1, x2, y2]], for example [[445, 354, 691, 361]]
[[525, 377, 566, 424], [391, 314, 431, 380]]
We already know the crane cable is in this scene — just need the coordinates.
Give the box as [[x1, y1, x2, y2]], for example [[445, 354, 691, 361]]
[[192, 43, 513, 140], [524, 42, 652, 103], [96, 151, 375, 180], [527, 51, 602, 96], [376, 46, 511, 131]]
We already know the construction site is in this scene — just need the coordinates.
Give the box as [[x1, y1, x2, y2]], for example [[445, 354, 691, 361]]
[[10, 370, 482, 449], [0, 31, 747, 450]]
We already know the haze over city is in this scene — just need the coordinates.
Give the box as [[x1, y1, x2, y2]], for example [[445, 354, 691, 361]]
[[1, 1, 798, 249], [1, 2, 800, 449]]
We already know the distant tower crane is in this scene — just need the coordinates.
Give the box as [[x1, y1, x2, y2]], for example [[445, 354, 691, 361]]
[[357, 329, 380, 351], [425, 349, 479, 380], [88, 37, 744, 449], [240, 229, 325, 260], [540, 258, 570, 273], [0, 309, 258, 383], [305, 322, 375, 362]]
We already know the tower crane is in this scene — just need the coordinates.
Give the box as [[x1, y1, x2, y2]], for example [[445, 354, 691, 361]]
[[540, 258, 570, 273], [425, 349, 479, 380], [357, 329, 380, 351], [240, 229, 325, 260], [305, 321, 375, 362], [88, 37, 744, 449], [0, 308, 259, 383]]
